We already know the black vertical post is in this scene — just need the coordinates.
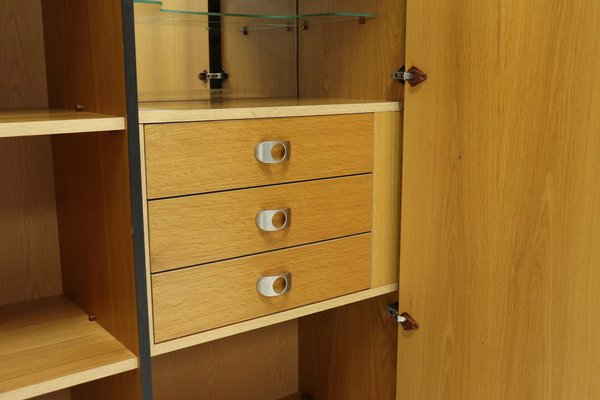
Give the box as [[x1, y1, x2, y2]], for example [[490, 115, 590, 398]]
[[208, 0, 223, 92], [120, 0, 154, 399]]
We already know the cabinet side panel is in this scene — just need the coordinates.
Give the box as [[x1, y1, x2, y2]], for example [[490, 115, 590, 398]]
[[152, 321, 298, 400], [298, 0, 405, 101], [41, 1, 143, 398], [298, 293, 398, 400]]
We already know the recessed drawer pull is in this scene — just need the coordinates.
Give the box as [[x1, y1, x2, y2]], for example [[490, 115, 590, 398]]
[[256, 208, 291, 232], [254, 140, 290, 164], [256, 272, 292, 297]]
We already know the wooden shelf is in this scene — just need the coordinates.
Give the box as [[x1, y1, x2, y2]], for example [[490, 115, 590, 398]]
[[151, 283, 398, 356], [138, 98, 402, 124], [0, 296, 138, 400], [0, 109, 125, 138]]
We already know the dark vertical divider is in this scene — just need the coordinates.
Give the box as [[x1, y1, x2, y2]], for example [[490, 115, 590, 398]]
[[121, 0, 154, 398]]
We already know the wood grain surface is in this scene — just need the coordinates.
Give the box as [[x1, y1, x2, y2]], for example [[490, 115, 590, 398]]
[[151, 283, 397, 355], [152, 234, 372, 342], [299, 292, 398, 400], [398, 0, 600, 398], [138, 98, 400, 123], [144, 114, 374, 198], [298, 0, 405, 102], [0, 137, 62, 306], [152, 321, 298, 400], [0, 110, 124, 138], [220, 0, 297, 99], [148, 174, 372, 272], [0, 0, 48, 109], [134, 0, 210, 102], [0, 297, 137, 400], [372, 112, 401, 286]]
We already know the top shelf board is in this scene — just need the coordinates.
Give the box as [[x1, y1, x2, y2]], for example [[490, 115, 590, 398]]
[[0, 109, 125, 139], [138, 98, 402, 124], [0, 296, 137, 400]]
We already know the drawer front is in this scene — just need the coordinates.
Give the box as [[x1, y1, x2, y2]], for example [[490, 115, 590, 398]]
[[148, 174, 372, 272], [144, 114, 374, 199], [152, 234, 372, 342]]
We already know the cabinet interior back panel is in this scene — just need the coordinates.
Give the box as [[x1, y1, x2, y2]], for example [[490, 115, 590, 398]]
[[0, 0, 62, 307], [152, 320, 299, 400], [298, 0, 405, 101]]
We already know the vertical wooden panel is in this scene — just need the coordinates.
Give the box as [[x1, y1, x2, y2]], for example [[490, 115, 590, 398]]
[[399, 0, 600, 398], [298, 293, 397, 400], [372, 111, 402, 287], [152, 321, 298, 400], [41, 1, 142, 398], [0, 0, 48, 109], [298, 0, 405, 101]]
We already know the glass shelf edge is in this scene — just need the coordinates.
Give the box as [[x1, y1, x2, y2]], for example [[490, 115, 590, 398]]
[[133, 0, 376, 20]]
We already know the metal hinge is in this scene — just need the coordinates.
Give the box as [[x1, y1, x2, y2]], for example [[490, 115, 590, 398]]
[[391, 65, 428, 87], [386, 302, 420, 331], [198, 69, 229, 83]]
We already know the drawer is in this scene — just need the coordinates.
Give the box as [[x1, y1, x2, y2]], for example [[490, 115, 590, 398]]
[[144, 114, 374, 199], [148, 174, 372, 272], [152, 234, 372, 342]]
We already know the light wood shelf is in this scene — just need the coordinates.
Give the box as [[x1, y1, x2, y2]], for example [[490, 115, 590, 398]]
[[0, 296, 138, 400], [138, 98, 402, 124], [0, 109, 125, 138], [151, 283, 398, 356]]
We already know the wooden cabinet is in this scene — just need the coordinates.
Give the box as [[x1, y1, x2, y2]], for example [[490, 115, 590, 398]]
[[2, 0, 599, 399], [0, 1, 144, 399]]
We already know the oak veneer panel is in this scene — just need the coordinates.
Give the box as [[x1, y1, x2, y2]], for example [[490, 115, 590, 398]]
[[134, 0, 210, 102], [41, 0, 127, 117], [0, 0, 48, 109], [0, 297, 137, 400], [0, 110, 124, 138], [138, 98, 400, 123], [298, 0, 405, 101], [152, 321, 298, 400], [144, 113, 374, 199], [299, 292, 398, 400], [220, 0, 297, 99], [398, 0, 600, 398], [41, 1, 142, 398], [152, 234, 372, 342], [372, 112, 401, 287], [0, 137, 62, 306], [149, 174, 372, 272]]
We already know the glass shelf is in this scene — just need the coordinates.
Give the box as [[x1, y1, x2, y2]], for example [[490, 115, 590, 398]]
[[133, 0, 376, 30]]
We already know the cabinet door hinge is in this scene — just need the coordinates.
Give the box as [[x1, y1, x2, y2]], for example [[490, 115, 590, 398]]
[[386, 302, 420, 331], [391, 65, 428, 87]]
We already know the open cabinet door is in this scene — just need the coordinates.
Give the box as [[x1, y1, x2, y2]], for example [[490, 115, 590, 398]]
[[397, 0, 600, 398]]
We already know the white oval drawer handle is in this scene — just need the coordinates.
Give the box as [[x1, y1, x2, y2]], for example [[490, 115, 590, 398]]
[[256, 272, 292, 297], [256, 208, 291, 232], [254, 140, 290, 164]]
